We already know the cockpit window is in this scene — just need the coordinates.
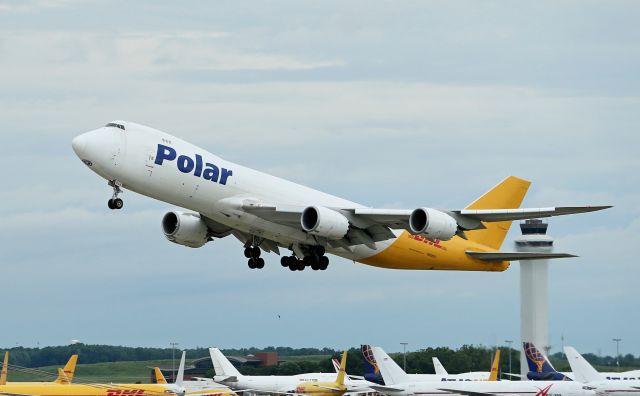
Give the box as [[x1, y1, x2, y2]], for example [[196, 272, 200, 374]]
[[105, 122, 125, 130]]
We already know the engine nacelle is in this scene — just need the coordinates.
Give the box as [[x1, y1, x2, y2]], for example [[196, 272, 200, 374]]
[[301, 206, 349, 240], [408, 207, 458, 240], [162, 211, 209, 248]]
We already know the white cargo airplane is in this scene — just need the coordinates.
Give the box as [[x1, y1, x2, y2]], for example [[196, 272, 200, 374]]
[[370, 346, 595, 396], [361, 345, 490, 383], [564, 346, 640, 395], [72, 121, 609, 271], [209, 347, 374, 394]]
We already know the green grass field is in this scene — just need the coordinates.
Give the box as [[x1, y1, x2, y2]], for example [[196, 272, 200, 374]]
[[7, 359, 178, 383]]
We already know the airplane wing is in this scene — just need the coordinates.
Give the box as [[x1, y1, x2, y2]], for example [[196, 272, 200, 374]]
[[439, 388, 520, 396], [241, 197, 610, 248], [370, 385, 406, 393], [314, 386, 343, 392], [466, 252, 577, 261], [455, 206, 611, 222]]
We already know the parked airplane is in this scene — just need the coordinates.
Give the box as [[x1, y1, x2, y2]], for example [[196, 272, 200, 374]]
[[524, 343, 640, 381], [0, 352, 78, 385], [0, 351, 188, 396], [370, 346, 595, 396], [524, 342, 572, 381], [360, 345, 491, 384], [294, 351, 359, 396], [153, 361, 237, 396], [72, 121, 609, 271], [210, 347, 373, 394], [564, 346, 640, 396]]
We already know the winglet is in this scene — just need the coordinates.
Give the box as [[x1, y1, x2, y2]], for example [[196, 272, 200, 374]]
[[432, 357, 448, 376], [336, 351, 348, 386], [1, 351, 8, 385], [175, 351, 185, 387], [488, 350, 500, 381], [54, 355, 78, 384], [564, 346, 603, 383], [154, 367, 168, 384]]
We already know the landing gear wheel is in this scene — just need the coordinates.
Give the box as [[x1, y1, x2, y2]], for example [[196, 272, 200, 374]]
[[281, 256, 289, 267], [107, 199, 115, 209], [244, 248, 252, 258], [319, 256, 329, 270], [113, 198, 123, 210], [256, 258, 265, 269], [297, 261, 305, 271], [289, 261, 298, 271], [315, 246, 326, 256], [251, 246, 261, 258], [248, 258, 256, 269]]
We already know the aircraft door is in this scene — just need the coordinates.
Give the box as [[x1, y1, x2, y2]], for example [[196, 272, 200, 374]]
[[111, 128, 126, 168]]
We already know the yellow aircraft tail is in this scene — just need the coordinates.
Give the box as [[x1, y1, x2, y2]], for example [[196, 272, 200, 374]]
[[1, 351, 8, 385], [465, 176, 531, 250], [488, 349, 501, 381], [53, 355, 78, 384], [335, 351, 348, 386], [153, 367, 168, 384]]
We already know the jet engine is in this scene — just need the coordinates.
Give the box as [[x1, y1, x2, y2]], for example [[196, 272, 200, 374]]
[[408, 207, 458, 240], [161, 211, 209, 248], [301, 206, 349, 240]]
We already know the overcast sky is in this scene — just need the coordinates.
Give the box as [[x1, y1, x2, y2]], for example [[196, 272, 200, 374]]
[[0, 0, 638, 358]]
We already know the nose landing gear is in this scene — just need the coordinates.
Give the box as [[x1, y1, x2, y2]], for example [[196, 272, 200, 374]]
[[107, 180, 124, 210]]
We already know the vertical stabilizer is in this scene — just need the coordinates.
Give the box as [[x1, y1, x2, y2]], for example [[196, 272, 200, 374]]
[[488, 350, 501, 381], [432, 357, 448, 376], [564, 347, 603, 383], [154, 367, 168, 384], [209, 348, 243, 378], [336, 351, 348, 386], [465, 176, 531, 250], [361, 345, 384, 385], [175, 351, 185, 387], [371, 347, 410, 385], [0, 352, 8, 385], [54, 355, 78, 384]]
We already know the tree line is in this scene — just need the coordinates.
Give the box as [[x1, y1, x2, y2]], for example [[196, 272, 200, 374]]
[[2, 344, 639, 375]]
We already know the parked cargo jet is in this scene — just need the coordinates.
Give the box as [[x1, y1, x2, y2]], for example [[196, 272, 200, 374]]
[[209, 347, 373, 394], [370, 346, 595, 396], [0, 352, 190, 396], [72, 121, 609, 271], [360, 345, 491, 384]]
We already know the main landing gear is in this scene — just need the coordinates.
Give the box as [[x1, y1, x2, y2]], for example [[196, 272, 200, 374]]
[[244, 245, 265, 269], [107, 180, 124, 210], [280, 246, 329, 271]]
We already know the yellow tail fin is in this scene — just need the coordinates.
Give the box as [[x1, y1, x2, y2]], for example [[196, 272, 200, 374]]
[[335, 351, 348, 386], [465, 176, 531, 250], [1, 351, 8, 385], [153, 367, 168, 384], [488, 349, 501, 381], [54, 355, 77, 384]]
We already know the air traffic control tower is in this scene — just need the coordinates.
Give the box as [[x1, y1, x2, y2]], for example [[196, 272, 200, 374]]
[[515, 219, 553, 377]]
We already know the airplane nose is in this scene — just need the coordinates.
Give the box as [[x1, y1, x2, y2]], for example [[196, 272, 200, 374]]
[[71, 134, 87, 156]]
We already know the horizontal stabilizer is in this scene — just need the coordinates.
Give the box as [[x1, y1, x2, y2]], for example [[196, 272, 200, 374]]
[[466, 251, 577, 261], [458, 206, 611, 222], [370, 385, 405, 393]]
